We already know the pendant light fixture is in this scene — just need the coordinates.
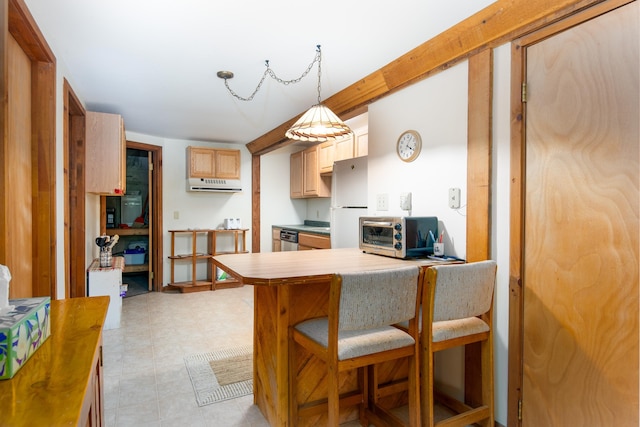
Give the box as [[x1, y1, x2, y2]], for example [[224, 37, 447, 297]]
[[217, 45, 351, 143]]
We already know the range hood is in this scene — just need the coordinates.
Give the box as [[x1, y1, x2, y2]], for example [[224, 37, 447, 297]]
[[188, 177, 242, 193]]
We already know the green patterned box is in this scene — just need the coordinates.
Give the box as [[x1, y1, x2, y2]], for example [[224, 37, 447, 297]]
[[0, 297, 51, 380]]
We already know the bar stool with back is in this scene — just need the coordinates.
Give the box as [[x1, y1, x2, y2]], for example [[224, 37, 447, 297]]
[[289, 265, 424, 426], [421, 260, 497, 427]]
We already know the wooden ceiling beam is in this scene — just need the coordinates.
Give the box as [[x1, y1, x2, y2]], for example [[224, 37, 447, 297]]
[[245, 0, 603, 156]]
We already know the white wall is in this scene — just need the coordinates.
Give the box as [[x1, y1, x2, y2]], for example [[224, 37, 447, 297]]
[[368, 61, 469, 259], [491, 42, 512, 425], [119, 132, 254, 286]]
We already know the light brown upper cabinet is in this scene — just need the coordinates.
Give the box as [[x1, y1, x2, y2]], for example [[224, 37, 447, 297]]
[[290, 150, 303, 198], [354, 126, 368, 158], [86, 111, 126, 195], [317, 128, 368, 175], [318, 134, 354, 175], [318, 141, 335, 174], [290, 145, 331, 199], [187, 146, 241, 180]]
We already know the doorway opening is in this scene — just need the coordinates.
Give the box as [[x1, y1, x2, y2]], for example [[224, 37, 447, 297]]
[[100, 141, 163, 294]]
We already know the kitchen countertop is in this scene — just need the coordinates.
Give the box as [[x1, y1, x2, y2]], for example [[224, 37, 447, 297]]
[[272, 220, 330, 236]]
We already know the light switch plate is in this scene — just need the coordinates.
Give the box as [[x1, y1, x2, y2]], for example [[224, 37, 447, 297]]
[[449, 188, 461, 209], [400, 192, 412, 210], [376, 193, 389, 211]]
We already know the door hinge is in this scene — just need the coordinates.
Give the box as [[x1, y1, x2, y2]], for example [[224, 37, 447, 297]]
[[149, 162, 154, 171], [518, 398, 523, 421], [521, 82, 528, 103], [150, 271, 154, 280]]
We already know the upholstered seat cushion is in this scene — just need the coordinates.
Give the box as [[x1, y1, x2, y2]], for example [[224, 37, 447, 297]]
[[396, 310, 489, 341], [432, 316, 489, 342], [295, 317, 416, 360]]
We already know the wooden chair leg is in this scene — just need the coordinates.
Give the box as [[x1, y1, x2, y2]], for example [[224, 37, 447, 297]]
[[421, 351, 436, 427], [480, 338, 494, 427], [359, 366, 369, 427], [289, 336, 299, 426], [408, 353, 420, 427], [327, 362, 340, 426]]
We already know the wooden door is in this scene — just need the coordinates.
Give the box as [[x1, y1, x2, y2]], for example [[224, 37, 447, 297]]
[[521, 2, 638, 424], [6, 34, 33, 297]]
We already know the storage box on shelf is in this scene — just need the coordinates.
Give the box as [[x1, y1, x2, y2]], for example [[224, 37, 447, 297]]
[[167, 228, 248, 293]]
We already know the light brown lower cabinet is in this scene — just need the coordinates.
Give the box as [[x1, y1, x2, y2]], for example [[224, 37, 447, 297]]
[[0, 296, 109, 426], [298, 232, 330, 250]]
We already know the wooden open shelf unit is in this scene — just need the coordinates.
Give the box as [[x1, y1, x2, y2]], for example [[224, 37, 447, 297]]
[[167, 228, 248, 293]]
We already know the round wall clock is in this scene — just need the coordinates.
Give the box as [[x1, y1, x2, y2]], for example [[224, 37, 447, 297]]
[[396, 130, 422, 162]]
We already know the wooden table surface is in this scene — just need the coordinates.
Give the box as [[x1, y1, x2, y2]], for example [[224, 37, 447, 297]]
[[0, 296, 109, 425], [212, 247, 450, 286]]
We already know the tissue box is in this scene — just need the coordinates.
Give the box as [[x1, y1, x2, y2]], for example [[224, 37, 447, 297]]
[[0, 297, 51, 379]]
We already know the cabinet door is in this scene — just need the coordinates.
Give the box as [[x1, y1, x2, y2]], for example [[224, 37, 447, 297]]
[[188, 147, 216, 178], [302, 147, 320, 196], [86, 112, 126, 194], [272, 228, 282, 252], [290, 151, 303, 198], [354, 129, 368, 157], [318, 141, 335, 174], [215, 149, 241, 179], [303, 146, 331, 197], [335, 134, 355, 162]]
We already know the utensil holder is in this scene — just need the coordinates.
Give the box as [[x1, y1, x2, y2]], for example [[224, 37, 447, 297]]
[[99, 248, 112, 268]]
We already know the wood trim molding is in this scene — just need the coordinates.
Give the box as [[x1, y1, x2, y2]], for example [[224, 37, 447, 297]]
[[466, 49, 493, 263], [1, 0, 57, 297], [121, 140, 163, 292], [465, 48, 493, 410], [245, 0, 606, 156], [64, 79, 86, 299], [251, 154, 260, 254], [8, 0, 54, 63]]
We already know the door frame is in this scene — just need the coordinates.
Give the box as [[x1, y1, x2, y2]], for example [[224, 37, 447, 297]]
[[0, 0, 57, 298], [128, 141, 163, 291], [64, 79, 86, 298], [507, 0, 636, 424]]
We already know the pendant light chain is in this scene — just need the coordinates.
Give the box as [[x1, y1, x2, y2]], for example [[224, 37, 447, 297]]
[[222, 45, 322, 102], [316, 46, 322, 105], [217, 44, 351, 142]]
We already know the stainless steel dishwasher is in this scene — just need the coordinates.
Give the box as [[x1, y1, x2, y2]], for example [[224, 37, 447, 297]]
[[280, 229, 299, 251]]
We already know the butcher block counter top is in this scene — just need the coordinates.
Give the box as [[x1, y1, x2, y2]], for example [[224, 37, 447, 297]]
[[212, 248, 457, 426], [0, 296, 109, 426], [212, 247, 451, 286]]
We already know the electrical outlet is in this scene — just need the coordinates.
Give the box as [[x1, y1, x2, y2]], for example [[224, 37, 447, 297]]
[[400, 192, 412, 210], [376, 193, 389, 211], [449, 188, 461, 209]]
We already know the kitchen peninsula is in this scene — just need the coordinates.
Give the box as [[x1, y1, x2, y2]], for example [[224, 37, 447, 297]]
[[212, 248, 453, 426]]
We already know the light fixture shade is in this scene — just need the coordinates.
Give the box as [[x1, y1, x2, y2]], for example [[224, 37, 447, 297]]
[[285, 104, 352, 142]]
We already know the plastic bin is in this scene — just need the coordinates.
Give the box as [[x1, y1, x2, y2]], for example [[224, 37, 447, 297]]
[[124, 248, 145, 265]]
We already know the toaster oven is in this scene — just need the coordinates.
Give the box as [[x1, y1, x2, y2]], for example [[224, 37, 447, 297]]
[[359, 216, 438, 259]]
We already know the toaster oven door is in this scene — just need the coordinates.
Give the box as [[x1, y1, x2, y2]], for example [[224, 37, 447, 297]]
[[359, 219, 403, 258]]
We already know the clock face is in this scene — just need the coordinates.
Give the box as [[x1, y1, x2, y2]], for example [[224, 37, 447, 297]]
[[396, 130, 422, 162]]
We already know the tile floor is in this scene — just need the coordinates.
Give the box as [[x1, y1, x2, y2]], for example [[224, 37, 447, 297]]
[[103, 286, 413, 427], [103, 286, 268, 427]]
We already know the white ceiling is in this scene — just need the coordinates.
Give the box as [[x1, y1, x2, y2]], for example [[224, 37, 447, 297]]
[[24, 0, 494, 145]]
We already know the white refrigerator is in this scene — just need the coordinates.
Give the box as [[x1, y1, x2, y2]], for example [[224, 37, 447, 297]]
[[330, 156, 368, 248]]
